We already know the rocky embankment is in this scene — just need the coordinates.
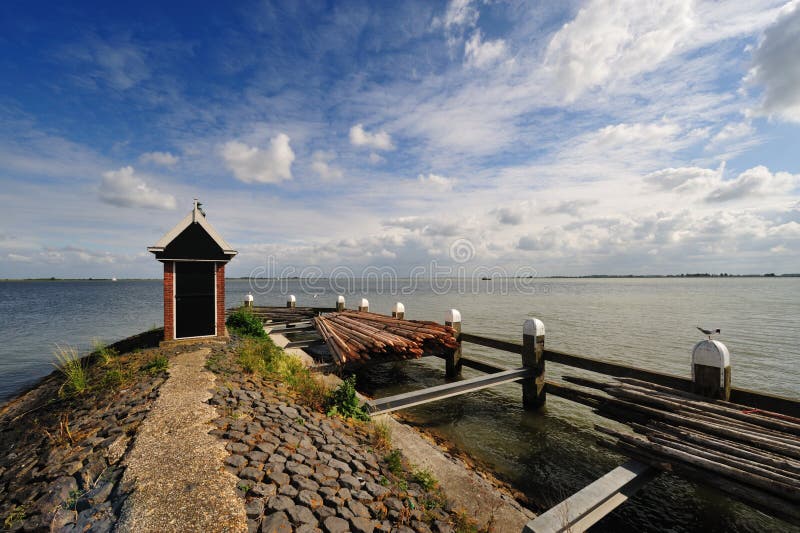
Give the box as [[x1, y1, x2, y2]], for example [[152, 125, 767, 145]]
[[0, 331, 171, 531], [1, 332, 521, 532]]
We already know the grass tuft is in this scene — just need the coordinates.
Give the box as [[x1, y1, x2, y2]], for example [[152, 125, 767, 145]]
[[91, 339, 118, 365], [412, 468, 438, 491], [53, 344, 89, 397], [370, 419, 392, 451], [142, 354, 169, 375], [384, 449, 404, 476], [3, 504, 27, 529]]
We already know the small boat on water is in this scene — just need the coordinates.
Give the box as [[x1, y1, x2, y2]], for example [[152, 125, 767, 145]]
[[111, 277, 118, 282]]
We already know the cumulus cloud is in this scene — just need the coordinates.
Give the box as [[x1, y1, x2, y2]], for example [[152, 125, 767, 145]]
[[98, 166, 176, 210], [747, 3, 800, 122], [417, 173, 456, 191], [436, 0, 479, 29], [644, 165, 723, 192], [542, 199, 597, 216], [140, 151, 179, 166], [492, 206, 526, 225], [369, 152, 385, 165], [706, 166, 800, 202], [464, 31, 507, 69], [222, 134, 295, 184], [645, 164, 799, 202], [544, 0, 694, 101], [383, 216, 462, 237], [311, 150, 343, 180], [349, 124, 394, 151]]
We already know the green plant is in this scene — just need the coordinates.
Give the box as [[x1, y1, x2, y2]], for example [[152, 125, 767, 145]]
[[412, 468, 437, 491], [237, 481, 251, 493], [91, 339, 118, 365], [384, 449, 404, 476], [102, 369, 125, 390], [379, 475, 390, 487], [3, 504, 27, 529], [326, 376, 370, 421], [53, 344, 89, 397], [142, 354, 169, 375], [226, 309, 266, 338]]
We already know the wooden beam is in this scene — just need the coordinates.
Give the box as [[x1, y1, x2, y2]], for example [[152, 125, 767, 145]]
[[523, 460, 655, 533], [460, 332, 522, 354], [366, 367, 534, 415], [283, 339, 325, 349]]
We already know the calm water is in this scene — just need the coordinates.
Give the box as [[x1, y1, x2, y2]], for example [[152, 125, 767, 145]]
[[1, 278, 798, 531]]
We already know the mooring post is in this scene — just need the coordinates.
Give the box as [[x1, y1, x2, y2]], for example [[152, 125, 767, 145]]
[[286, 294, 296, 308], [336, 295, 345, 312], [691, 340, 731, 400], [392, 302, 405, 319], [445, 309, 462, 378], [359, 298, 369, 312], [522, 318, 546, 410], [243, 293, 254, 309]]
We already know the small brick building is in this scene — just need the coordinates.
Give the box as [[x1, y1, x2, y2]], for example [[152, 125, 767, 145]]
[[148, 200, 237, 342]]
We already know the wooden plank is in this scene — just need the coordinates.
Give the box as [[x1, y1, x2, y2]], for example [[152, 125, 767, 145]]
[[523, 460, 655, 533], [460, 332, 522, 354], [366, 367, 534, 415], [284, 339, 325, 349], [267, 324, 315, 333]]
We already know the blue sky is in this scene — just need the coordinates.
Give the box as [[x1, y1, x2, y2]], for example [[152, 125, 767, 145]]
[[1, 0, 799, 278]]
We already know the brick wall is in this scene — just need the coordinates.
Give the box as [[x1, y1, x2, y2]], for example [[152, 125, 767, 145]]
[[216, 262, 226, 337], [163, 261, 174, 341]]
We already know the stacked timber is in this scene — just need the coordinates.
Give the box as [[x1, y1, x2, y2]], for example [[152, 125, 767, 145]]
[[313, 311, 458, 366], [557, 375, 800, 524]]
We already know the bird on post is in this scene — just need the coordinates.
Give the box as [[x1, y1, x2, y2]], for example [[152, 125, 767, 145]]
[[696, 326, 721, 339]]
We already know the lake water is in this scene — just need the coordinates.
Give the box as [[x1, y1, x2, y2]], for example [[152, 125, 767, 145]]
[[1, 278, 798, 531]]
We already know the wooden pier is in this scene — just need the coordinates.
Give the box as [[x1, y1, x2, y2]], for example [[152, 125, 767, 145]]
[[231, 297, 800, 531]]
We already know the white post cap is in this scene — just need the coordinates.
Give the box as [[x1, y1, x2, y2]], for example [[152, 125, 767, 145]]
[[337, 295, 345, 304], [360, 298, 369, 308], [244, 293, 254, 302], [393, 302, 405, 313], [692, 340, 730, 368], [287, 294, 296, 303], [524, 318, 545, 337], [446, 309, 461, 323]]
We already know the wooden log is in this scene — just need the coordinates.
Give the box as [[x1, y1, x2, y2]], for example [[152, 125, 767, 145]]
[[596, 425, 800, 502]]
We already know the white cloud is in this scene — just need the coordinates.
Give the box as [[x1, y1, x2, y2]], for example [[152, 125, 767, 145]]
[[349, 124, 394, 151], [544, 0, 695, 101], [221, 134, 295, 184], [747, 2, 800, 122], [98, 166, 176, 210], [441, 0, 479, 29], [311, 150, 343, 180], [645, 164, 799, 202], [417, 173, 456, 191], [492, 206, 526, 225], [592, 122, 680, 147], [706, 165, 799, 202], [369, 152, 385, 165], [541, 199, 597, 217], [140, 151, 179, 166], [464, 31, 507, 69]]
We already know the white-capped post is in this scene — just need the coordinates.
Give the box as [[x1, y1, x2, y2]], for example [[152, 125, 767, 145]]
[[286, 294, 296, 308], [692, 340, 731, 400], [392, 302, 405, 319], [244, 293, 254, 308], [336, 295, 346, 312], [359, 298, 369, 312], [445, 309, 462, 378], [522, 318, 546, 410]]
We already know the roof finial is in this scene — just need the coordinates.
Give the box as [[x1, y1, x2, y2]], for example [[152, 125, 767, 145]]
[[192, 198, 204, 222]]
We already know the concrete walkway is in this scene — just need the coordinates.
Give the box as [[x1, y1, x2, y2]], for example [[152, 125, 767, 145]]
[[117, 348, 247, 533]]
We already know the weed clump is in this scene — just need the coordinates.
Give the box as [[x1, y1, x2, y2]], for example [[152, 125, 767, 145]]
[[326, 375, 370, 421], [412, 468, 438, 491], [53, 344, 89, 397], [385, 449, 404, 475], [370, 419, 392, 451], [142, 354, 169, 375], [226, 309, 266, 338], [91, 339, 118, 365]]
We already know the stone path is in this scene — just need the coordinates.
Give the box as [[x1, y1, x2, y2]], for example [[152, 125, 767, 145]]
[[117, 348, 247, 532]]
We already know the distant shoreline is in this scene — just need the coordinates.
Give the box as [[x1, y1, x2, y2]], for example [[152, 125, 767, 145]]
[[1, 273, 799, 282]]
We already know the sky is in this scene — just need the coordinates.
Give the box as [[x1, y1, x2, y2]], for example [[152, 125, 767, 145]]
[[1, 0, 799, 279]]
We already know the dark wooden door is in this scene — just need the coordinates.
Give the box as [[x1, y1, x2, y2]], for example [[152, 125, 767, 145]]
[[175, 262, 215, 338]]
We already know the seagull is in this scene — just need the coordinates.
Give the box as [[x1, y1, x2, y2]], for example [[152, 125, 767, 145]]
[[697, 326, 721, 339]]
